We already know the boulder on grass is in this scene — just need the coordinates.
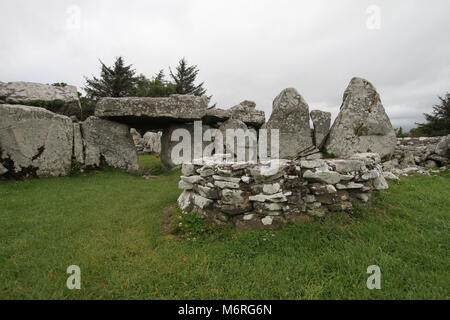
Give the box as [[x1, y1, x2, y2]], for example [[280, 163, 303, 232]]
[[262, 88, 315, 159], [81, 117, 138, 172], [0, 104, 73, 178]]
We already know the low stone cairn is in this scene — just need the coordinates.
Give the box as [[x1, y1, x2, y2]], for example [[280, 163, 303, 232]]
[[177, 153, 389, 230]]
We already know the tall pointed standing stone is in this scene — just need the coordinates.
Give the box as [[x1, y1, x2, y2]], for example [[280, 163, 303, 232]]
[[325, 77, 396, 159], [262, 88, 314, 159]]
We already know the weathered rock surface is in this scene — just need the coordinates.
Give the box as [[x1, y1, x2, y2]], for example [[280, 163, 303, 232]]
[[0, 104, 73, 177], [73, 122, 84, 164], [325, 78, 396, 159], [96, 95, 209, 129], [0, 82, 81, 118], [81, 117, 138, 171], [435, 135, 450, 157], [143, 131, 162, 154], [130, 128, 144, 152], [96, 96, 266, 131], [229, 101, 265, 128], [310, 110, 331, 149], [383, 136, 450, 176], [262, 88, 314, 159]]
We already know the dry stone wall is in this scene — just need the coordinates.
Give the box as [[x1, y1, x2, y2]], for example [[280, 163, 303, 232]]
[[177, 153, 388, 229]]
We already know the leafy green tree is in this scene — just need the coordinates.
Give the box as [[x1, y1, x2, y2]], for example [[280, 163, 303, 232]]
[[413, 93, 450, 137], [84, 56, 137, 101], [77, 92, 96, 121], [134, 70, 176, 98], [169, 58, 207, 96]]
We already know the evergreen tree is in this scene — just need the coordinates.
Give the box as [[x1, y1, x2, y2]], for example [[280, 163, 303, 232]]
[[414, 93, 450, 136], [84, 57, 137, 100], [395, 127, 409, 138], [134, 70, 176, 98], [169, 58, 207, 96]]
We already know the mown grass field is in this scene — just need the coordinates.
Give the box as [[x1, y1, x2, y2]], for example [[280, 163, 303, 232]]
[[0, 155, 449, 299]]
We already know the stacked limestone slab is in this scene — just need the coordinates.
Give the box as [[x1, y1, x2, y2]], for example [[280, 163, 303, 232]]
[[0, 81, 82, 118], [95, 95, 266, 130], [0, 82, 138, 179], [177, 153, 388, 229]]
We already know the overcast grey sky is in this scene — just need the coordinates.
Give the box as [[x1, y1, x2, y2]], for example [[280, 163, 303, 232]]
[[1, 0, 449, 130]]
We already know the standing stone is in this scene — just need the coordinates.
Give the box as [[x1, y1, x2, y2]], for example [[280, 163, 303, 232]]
[[0, 82, 81, 118], [325, 78, 396, 159], [130, 128, 144, 151], [310, 110, 331, 149], [262, 88, 314, 159], [143, 131, 162, 153], [435, 135, 450, 158], [81, 116, 138, 171], [73, 123, 84, 165], [0, 104, 73, 177]]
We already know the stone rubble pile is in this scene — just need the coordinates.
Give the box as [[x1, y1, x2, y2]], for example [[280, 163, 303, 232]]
[[381, 136, 450, 178], [177, 153, 389, 230]]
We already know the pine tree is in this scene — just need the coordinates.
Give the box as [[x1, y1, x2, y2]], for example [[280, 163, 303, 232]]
[[169, 58, 207, 96], [84, 56, 137, 100], [414, 93, 450, 136], [134, 70, 176, 98]]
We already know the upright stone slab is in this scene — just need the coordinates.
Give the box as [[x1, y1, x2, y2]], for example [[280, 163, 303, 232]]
[[0, 82, 81, 118], [81, 117, 138, 171], [143, 131, 162, 154], [310, 110, 331, 149], [435, 135, 450, 158], [262, 88, 314, 159], [0, 104, 73, 177], [73, 122, 84, 165], [325, 78, 396, 159]]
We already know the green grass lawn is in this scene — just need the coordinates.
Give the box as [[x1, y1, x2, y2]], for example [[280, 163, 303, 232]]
[[0, 155, 449, 299]]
